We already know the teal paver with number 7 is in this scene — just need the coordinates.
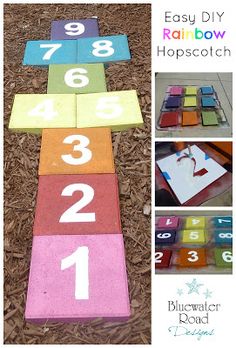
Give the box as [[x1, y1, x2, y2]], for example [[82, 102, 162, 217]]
[[214, 248, 232, 267], [213, 216, 232, 228], [9, 94, 76, 134], [23, 40, 77, 65], [77, 35, 131, 64], [47, 64, 107, 94]]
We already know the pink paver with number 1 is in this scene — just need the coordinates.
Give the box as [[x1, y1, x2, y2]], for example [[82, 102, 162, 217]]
[[157, 216, 179, 229], [25, 234, 130, 322]]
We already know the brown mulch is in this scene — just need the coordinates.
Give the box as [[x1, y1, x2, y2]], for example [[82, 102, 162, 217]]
[[4, 3, 151, 344]]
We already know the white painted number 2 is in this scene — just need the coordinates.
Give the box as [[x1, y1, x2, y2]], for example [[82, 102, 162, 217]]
[[187, 250, 199, 262], [64, 22, 85, 36], [61, 135, 92, 165], [28, 99, 58, 121], [155, 252, 163, 263], [96, 96, 122, 119], [40, 43, 62, 60], [64, 68, 89, 88], [61, 246, 89, 300], [92, 40, 114, 57], [60, 183, 95, 223]]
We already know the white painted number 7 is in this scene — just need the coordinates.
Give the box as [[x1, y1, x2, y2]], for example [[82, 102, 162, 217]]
[[61, 246, 89, 300], [40, 43, 62, 60]]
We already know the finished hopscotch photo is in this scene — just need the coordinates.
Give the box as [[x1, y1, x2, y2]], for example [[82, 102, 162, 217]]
[[155, 211, 232, 274], [4, 3, 151, 345]]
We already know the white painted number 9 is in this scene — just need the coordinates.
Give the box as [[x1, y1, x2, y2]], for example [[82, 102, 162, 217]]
[[64, 68, 89, 88], [156, 233, 171, 239], [64, 22, 85, 36], [187, 250, 199, 262], [92, 40, 114, 57], [61, 134, 92, 165], [60, 183, 95, 223]]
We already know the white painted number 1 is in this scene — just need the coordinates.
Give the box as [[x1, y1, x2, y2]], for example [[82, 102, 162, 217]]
[[60, 183, 95, 223], [61, 135, 92, 165], [40, 43, 62, 60], [61, 246, 89, 300], [96, 96, 122, 119]]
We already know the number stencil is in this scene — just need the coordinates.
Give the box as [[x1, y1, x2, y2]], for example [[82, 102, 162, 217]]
[[9, 94, 76, 134], [39, 128, 115, 175], [213, 216, 232, 228], [23, 40, 77, 65], [33, 174, 121, 236], [185, 217, 206, 229], [25, 234, 130, 322], [77, 35, 131, 64], [51, 19, 99, 40], [178, 248, 207, 267], [156, 216, 179, 229], [47, 64, 107, 94], [77, 90, 143, 131]]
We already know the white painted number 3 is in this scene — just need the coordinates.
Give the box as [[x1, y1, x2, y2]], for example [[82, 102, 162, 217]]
[[187, 250, 199, 262], [61, 246, 89, 300], [60, 183, 95, 223], [61, 135, 92, 165]]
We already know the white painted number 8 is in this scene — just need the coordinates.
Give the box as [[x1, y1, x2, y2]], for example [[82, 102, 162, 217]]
[[64, 22, 85, 36], [64, 68, 89, 88], [61, 134, 92, 165], [92, 40, 114, 57]]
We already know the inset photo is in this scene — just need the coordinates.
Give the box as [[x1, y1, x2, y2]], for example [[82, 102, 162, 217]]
[[155, 141, 232, 206], [155, 73, 232, 137], [155, 211, 232, 274]]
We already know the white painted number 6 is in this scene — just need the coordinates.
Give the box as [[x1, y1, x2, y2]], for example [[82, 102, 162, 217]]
[[64, 68, 89, 88], [222, 251, 232, 263], [61, 246, 89, 300], [59, 183, 95, 223], [61, 135, 92, 165], [187, 250, 199, 262]]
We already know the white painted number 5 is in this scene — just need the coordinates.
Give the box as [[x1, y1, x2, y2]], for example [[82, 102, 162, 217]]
[[61, 135, 92, 165], [61, 246, 89, 300], [40, 43, 62, 60], [96, 96, 122, 119], [60, 183, 95, 223]]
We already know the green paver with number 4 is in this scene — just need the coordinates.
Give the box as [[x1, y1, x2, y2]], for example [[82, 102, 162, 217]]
[[214, 248, 232, 268], [47, 63, 107, 94], [9, 94, 76, 134], [77, 90, 143, 131]]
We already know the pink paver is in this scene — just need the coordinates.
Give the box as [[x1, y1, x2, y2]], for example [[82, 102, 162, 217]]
[[25, 234, 130, 323], [157, 216, 179, 229], [169, 86, 183, 96]]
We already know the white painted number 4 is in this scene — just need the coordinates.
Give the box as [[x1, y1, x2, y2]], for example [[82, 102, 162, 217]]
[[28, 99, 58, 121], [61, 246, 89, 300]]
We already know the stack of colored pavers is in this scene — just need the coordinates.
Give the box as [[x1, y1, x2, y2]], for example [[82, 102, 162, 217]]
[[8, 19, 144, 323], [157, 85, 229, 130], [155, 215, 232, 274]]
